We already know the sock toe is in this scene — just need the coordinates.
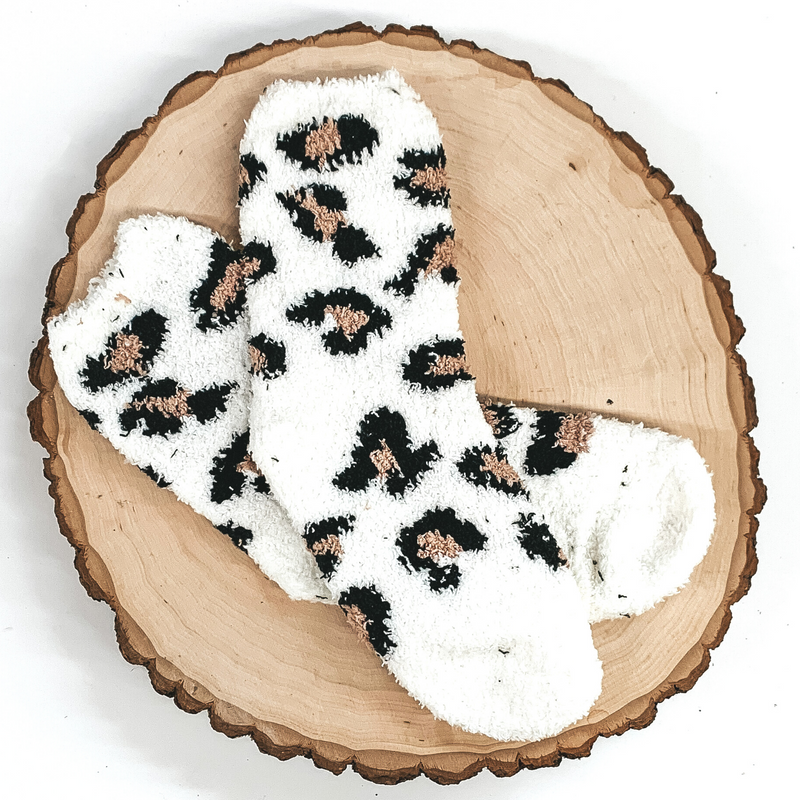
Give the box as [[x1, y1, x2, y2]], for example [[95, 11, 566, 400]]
[[504, 409, 715, 622], [390, 633, 602, 741]]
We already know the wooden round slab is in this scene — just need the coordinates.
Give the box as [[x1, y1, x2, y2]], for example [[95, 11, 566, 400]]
[[28, 23, 762, 784]]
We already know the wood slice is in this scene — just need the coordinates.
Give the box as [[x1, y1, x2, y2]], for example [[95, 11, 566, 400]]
[[27, 22, 763, 785]]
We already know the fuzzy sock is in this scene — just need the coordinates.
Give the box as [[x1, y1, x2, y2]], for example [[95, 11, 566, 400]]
[[46, 213, 332, 603], [239, 66, 715, 626], [238, 69, 604, 740]]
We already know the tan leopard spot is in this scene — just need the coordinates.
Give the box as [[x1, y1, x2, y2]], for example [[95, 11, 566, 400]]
[[342, 604, 371, 645], [556, 413, 595, 454], [236, 453, 262, 477], [480, 402, 501, 437], [297, 191, 347, 241], [424, 236, 456, 277], [410, 166, 448, 192], [131, 388, 191, 419], [369, 439, 400, 481], [104, 333, 144, 374], [209, 256, 262, 311], [310, 534, 343, 557], [426, 353, 469, 377], [416, 530, 463, 563], [238, 162, 250, 188], [324, 304, 369, 339], [480, 451, 522, 488], [305, 119, 342, 168], [248, 344, 267, 374]]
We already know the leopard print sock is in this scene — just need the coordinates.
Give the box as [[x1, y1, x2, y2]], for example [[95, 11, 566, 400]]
[[46, 213, 332, 604], [239, 70, 603, 741]]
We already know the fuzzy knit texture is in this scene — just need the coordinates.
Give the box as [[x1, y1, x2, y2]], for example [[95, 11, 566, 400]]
[[239, 69, 604, 741], [46, 213, 331, 603]]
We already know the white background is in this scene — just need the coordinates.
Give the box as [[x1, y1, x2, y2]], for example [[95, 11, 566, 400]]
[[1, 1, 797, 797]]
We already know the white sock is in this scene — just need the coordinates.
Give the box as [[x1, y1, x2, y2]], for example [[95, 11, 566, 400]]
[[239, 69, 602, 741], [46, 213, 332, 603], [48, 214, 605, 740]]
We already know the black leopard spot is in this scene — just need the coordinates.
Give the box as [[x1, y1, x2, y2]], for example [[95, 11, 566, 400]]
[[396, 508, 487, 592], [248, 334, 287, 380], [384, 225, 458, 296], [276, 114, 379, 172], [457, 445, 525, 496], [277, 184, 378, 265], [238, 153, 267, 203], [394, 146, 450, 207], [525, 411, 580, 475], [480, 402, 521, 440], [251, 474, 270, 494], [515, 513, 565, 571], [81, 308, 168, 392], [216, 522, 253, 551], [286, 288, 391, 356], [333, 225, 378, 266], [190, 238, 275, 332], [139, 463, 170, 488], [303, 515, 353, 579], [333, 407, 439, 497], [119, 378, 234, 438], [402, 339, 473, 390], [339, 585, 395, 657], [210, 430, 270, 504]]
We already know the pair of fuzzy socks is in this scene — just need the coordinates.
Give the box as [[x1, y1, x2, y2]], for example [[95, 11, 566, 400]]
[[48, 70, 715, 740]]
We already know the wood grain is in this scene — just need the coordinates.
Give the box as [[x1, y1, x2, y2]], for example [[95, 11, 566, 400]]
[[27, 22, 763, 784]]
